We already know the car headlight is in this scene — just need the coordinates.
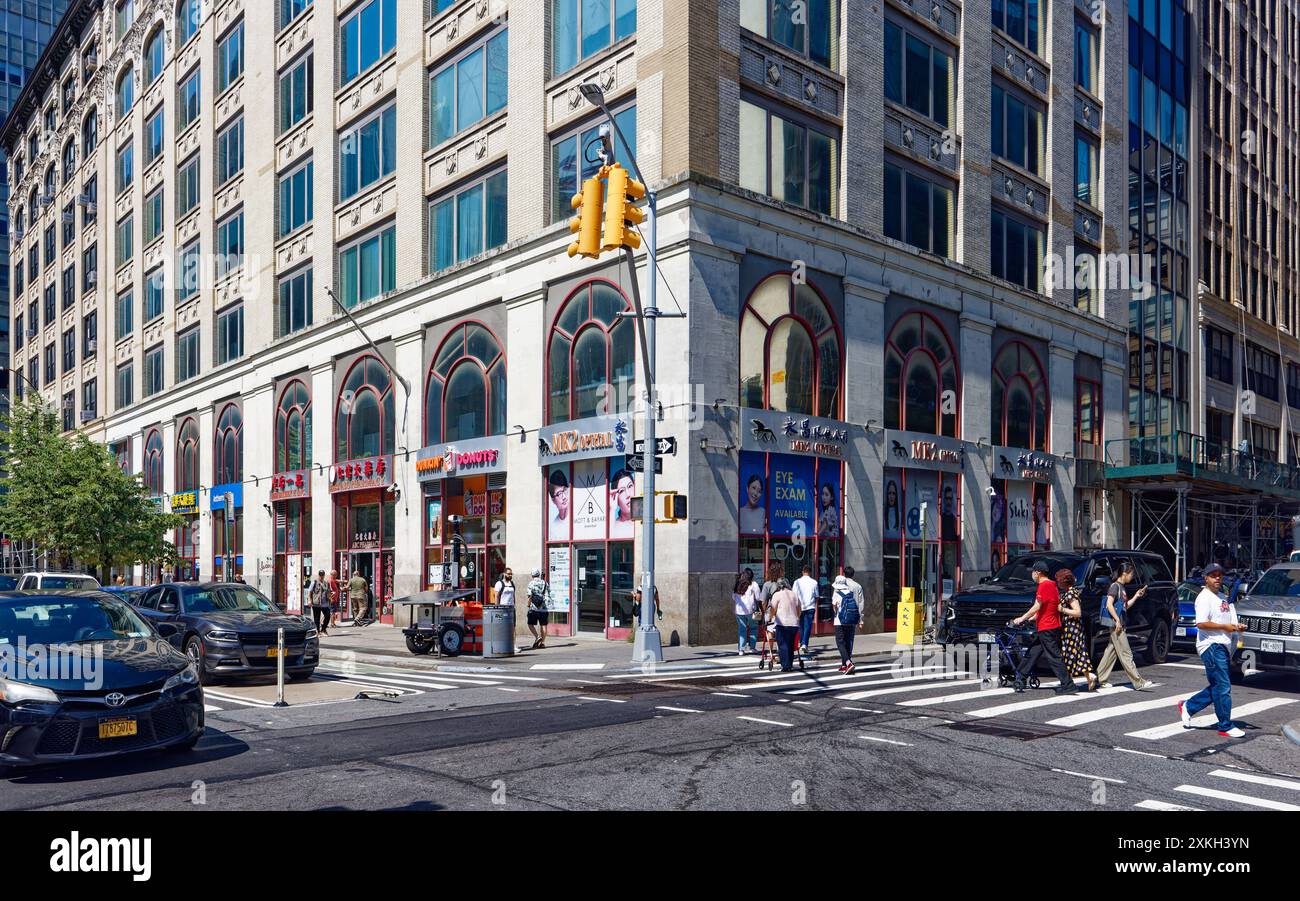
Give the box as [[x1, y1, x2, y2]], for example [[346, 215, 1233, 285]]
[[306, 627, 319, 640], [205, 630, 239, 642], [0, 677, 60, 705], [163, 665, 199, 692]]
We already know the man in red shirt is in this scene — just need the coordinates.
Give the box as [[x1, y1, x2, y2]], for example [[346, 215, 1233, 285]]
[[1011, 561, 1078, 694]]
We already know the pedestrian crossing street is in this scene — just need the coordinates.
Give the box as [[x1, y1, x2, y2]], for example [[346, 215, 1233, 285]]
[[200, 665, 550, 711]]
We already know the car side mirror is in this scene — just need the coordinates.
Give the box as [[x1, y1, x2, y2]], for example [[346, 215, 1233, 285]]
[[978, 576, 990, 584], [159, 602, 178, 614]]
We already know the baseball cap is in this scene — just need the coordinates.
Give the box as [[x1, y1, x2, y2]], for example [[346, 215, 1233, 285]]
[[531, 569, 542, 577], [1203, 563, 1225, 577]]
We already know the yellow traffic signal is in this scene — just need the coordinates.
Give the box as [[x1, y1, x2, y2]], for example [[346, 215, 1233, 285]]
[[602, 164, 647, 252], [567, 172, 606, 258]]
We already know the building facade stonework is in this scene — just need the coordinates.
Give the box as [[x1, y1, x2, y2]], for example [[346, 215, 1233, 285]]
[[4, 0, 1137, 643]]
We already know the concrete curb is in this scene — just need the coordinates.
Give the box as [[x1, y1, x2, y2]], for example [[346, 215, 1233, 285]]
[[1284, 720, 1300, 748]]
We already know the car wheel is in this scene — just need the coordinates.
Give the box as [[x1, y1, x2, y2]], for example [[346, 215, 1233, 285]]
[[1140, 618, 1171, 666], [184, 636, 209, 685], [405, 634, 435, 655]]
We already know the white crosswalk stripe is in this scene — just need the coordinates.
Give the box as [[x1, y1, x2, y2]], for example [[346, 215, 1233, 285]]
[[1135, 799, 1202, 811], [896, 681, 1063, 706], [965, 684, 1151, 719], [728, 665, 953, 693], [836, 677, 983, 701], [1046, 692, 1189, 727], [1208, 768, 1300, 793], [1173, 784, 1300, 811], [1124, 697, 1297, 740]]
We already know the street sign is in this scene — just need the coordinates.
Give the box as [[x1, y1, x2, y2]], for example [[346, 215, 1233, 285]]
[[633, 437, 677, 456], [628, 455, 663, 474]]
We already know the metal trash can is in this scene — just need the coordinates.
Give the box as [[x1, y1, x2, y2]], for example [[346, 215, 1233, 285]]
[[481, 604, 516, 658]]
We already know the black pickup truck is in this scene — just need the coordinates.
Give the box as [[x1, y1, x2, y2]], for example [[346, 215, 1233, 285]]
[[942, 550, 1178, 665]]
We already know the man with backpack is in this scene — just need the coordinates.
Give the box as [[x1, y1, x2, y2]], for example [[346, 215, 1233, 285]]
[[525, 569, 551, 650], [831, 565, 864, 674]]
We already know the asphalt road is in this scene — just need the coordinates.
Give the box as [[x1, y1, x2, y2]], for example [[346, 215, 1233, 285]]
[[4, 651, 1299, 811]]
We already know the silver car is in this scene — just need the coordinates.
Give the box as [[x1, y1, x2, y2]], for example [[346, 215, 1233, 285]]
[[1233, 563, 1300, 680]]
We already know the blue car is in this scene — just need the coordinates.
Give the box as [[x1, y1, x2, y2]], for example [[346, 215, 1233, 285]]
[[1175, 575, 1250, 649]]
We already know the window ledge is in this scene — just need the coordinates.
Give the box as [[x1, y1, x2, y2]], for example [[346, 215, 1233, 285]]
[[545, 33, 638, 92], [737, 28, 843, 84]]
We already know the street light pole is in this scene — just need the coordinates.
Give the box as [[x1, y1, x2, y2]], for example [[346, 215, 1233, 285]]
[[578, 83, 665, 663]]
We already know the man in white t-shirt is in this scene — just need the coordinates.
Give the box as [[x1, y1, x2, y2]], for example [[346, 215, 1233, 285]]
[[793, 566, 820, 655], [1179, 564, 1248, 737]]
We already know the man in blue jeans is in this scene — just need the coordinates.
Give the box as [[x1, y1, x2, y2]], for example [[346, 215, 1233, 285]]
[[1180, 564, 1248, 737], [793, 566, 820, 655]]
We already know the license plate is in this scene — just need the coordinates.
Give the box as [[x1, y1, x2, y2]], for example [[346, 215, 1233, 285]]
[[266, 647, 284, 658], [98, 717, 137, 739], [978, 632, 996, 644], [1261, 639, 1284, 654], [1175, 627, 1187, 637]]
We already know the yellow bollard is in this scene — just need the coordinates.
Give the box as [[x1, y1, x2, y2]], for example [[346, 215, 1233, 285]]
[[896, 587, 922, 645]]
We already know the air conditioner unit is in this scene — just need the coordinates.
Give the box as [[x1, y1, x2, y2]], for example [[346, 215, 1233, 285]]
[[61, 209, 74, 224], [39, 194, 55, 207], [79, 410, 95, 422], [62, 398, 73, 410], [25, 328, 37, 339], [76, 193, 94, 206], [86, 271, 98, 286], [86, 340, 97, 354], [83, 52, 98, 74]]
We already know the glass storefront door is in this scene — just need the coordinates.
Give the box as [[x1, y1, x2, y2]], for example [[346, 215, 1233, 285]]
[[349, 551, 376, 620], [575, 545, 606, 634]]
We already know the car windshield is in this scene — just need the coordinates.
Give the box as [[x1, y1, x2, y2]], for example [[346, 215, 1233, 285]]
[[184, 586, 279, 615], [1248, 568, 1300, 598], [990, 555, 1086, 584], [39, 575, 101, 590], [0, 596, 152, 645]]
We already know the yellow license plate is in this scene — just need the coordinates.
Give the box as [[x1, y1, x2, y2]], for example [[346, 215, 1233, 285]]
[[266, 647, 283, 658], [98, 718, 137, 739]]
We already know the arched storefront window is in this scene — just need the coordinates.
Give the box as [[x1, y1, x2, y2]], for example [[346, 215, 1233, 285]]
[[544, 281, 638, 640], [175, 418, 199, 581], [274, 380, 313, 612], [547, 280, 634, 423], [881, 312, 961, 628], [143, 429, 163, 496], [423, 324, 509, 608], [425, 322, 506, 444], [989, 341, 1051, 568], [336, 355, 394, 460], [115, 64, 134, 118], [737, 271, 845, 637], [884, 311, 959, 436], [213, 405, 243, 581], [739, 273, 841, 417], [334, 355, 396, 623]]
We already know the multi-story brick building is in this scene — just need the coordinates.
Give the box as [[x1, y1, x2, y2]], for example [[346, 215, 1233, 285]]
[[2, 0, 1136, 644]]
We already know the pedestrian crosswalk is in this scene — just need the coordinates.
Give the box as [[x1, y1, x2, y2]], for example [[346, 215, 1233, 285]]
[[314, 664, 548, 693]]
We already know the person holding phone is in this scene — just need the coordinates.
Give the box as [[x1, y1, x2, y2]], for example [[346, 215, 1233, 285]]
[[1095, 562, 1154, 690], [1179, 564, 1248, 737]]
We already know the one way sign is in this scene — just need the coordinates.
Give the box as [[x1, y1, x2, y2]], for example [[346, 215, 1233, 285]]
[[628, 456, 663, 474], [633, 437, 677, 456]]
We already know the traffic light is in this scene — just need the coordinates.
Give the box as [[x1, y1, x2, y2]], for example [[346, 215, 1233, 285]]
[[602, 164, 646, 252], [567, 171, 606, 258], [662, 493, 687, 522]]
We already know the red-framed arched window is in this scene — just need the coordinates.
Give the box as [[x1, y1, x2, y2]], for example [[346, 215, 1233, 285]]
[[335, 355, 394, 460], [991, 340, 1048, 450], [884, 311, 959, 437], [144, 429, 164, 496], [277, 379, 312, 472], [739, 272, 842, 418], [214, 404, 242, 485], [176, 417, 200, 492], [426, 322, 506, 444], [547, 279, 634, 423]]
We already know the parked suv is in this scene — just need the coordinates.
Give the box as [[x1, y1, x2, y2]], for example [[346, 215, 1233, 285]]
[[943, 550, 1179, 665], [1232, 562, 1300, 680], [14, 572, 102, 591]]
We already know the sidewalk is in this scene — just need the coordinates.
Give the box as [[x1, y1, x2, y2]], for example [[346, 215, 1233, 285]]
[[316, 624, 941, 674]]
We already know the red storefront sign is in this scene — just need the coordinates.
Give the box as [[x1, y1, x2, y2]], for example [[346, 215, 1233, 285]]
[[329, 456, 394, 493], [269, 469, 311, 501]]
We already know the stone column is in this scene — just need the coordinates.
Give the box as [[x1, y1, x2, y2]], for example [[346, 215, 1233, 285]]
[[310, 361, 334, 585], [392, 331, 424, 616], [243, 384, 274, 596], [1101, 358, 1126, 545], [1048, 342, 1078, 550], [843, 275, 888, 632], [505, 283, 545, 638], [957, 0, 993, 268], [959, 312, 994, 583]]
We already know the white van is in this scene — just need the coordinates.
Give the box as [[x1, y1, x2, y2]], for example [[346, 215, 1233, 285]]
[[15, 572, 103, 591]]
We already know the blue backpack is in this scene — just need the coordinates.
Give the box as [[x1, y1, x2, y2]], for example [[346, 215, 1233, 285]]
[[836, 588, 860, 626]]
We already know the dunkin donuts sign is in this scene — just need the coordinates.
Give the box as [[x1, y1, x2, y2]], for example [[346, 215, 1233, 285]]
[[416, 436, 507, 483]]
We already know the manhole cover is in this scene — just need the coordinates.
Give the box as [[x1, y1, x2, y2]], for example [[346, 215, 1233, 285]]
[[944, 720, 1071, 741]]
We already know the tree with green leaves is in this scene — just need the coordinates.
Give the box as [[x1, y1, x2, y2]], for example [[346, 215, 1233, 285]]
[[0, 396, 182, 580]]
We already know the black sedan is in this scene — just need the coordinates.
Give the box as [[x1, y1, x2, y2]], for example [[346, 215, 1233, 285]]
[[132, 582, 318, 684], [0, 591, 204, 772]]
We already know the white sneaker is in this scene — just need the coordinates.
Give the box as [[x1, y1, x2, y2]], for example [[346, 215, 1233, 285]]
[[1218, 726, 1246, 738], [1178, 700, 1192, 727]]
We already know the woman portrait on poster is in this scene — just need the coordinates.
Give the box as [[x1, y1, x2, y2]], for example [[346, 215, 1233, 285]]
[[883, 479, 901, 536], [817, 482, 840, 537], [739, 473, 767, 534]]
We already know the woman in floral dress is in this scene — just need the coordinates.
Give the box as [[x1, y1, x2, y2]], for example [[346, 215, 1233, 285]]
[[1056, 569, 1099, 691]]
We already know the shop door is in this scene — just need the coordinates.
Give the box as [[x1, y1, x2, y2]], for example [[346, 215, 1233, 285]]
[[574, 545, 606, 634], [904, 543, 942, 627], [350, 552, 376, 620], [607, 543, 635, 639]]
